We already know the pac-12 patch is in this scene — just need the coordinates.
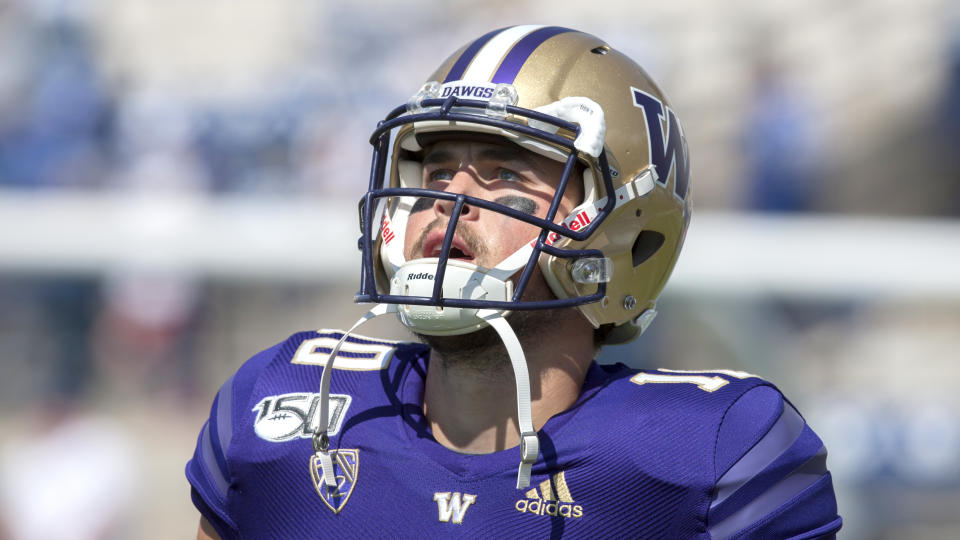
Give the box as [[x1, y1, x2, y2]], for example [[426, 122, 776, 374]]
[[310, 449, 359, 514]]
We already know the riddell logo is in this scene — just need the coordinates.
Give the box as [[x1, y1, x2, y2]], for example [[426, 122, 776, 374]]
[[406, 272, 435, 280], [381, 216, 396, 245], [530, 209, 594, 249], [514, 471, 583, 519]]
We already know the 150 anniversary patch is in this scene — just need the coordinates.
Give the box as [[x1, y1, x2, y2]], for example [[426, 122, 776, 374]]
[[252, 392, 351, 442]]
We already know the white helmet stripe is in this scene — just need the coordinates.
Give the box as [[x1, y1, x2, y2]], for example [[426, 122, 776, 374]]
[[461, 25, 545, 82]]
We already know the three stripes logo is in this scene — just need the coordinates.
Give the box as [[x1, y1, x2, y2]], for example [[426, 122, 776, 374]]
[[514, 471, 583, 519]]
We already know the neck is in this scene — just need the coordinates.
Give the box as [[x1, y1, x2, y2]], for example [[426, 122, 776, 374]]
[[421, 310, 594, 454]]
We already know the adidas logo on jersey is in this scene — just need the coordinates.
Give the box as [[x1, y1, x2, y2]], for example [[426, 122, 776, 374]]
[[514, 471, 583, 519]]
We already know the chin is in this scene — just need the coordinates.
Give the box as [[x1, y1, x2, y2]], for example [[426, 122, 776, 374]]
[[416, 324, 504, 364]]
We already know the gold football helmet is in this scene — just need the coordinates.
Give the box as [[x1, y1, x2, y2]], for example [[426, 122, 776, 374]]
[[356, 25, 691, 344]]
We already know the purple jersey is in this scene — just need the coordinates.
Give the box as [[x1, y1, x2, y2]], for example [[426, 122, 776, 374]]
[[187, 330, 841, 539]]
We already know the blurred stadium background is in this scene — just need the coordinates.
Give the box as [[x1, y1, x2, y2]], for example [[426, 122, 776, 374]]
[[0, 0, 958, 538]]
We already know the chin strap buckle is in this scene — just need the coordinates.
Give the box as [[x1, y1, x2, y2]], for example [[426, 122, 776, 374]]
[[517, 431, 540, 489], [312, 431, 337, 487]]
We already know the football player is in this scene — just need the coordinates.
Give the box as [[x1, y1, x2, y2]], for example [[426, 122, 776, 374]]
[[188, 25, 841, 539]]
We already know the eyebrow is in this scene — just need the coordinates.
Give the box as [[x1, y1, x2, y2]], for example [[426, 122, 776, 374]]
[[421, 146, 532, 168]]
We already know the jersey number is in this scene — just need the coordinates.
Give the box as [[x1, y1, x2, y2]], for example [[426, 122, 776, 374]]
[[630, 369, 757, 392]]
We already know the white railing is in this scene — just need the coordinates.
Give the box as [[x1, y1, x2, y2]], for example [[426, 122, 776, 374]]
[[2, 190, 959, 299]]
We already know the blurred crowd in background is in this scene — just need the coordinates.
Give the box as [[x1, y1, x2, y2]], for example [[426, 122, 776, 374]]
[[0, 0, 958, 538]]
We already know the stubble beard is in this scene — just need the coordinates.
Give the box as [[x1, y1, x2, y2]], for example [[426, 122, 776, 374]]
[[413, 274, 565, 378]]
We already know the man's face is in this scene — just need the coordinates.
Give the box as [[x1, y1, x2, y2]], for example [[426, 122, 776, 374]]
[[404, 138, 583, 270]]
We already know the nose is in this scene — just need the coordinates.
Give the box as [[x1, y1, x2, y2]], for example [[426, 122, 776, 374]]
[[433, 169, 481, 221]]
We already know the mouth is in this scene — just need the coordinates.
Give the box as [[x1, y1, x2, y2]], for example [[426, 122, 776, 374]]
[[421, 231, 475, 261]]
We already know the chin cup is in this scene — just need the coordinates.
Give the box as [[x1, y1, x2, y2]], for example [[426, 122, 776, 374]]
[[390, 259, 514, 336]]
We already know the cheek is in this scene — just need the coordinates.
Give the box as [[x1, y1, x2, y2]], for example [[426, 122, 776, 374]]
[[486, 206, 549, 253], [403, 213, 429, 258]]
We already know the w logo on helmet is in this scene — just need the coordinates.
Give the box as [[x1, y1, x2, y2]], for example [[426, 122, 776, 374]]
[[631, 88, 690, 201]]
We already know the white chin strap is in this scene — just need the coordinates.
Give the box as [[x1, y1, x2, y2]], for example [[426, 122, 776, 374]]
[[312, 303, 397, 488], [313, 302, 539, 490], [477, 309, 539, 489]]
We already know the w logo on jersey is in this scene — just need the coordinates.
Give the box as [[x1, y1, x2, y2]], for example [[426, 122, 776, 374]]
[[433, 492, 477, 524], [310, 449, 359, 514], [631, 87, 690, 201], [515, 471, 584, 519]]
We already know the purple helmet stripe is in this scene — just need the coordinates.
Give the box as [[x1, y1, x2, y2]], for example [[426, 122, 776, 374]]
[[491, 26, 575, 84], [443, 27, 507, 83]]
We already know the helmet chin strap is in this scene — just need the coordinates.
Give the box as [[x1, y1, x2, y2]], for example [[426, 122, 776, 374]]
[[476, 309, 539, 489], [313, 302, 539, 490], [312, 302, 396, 487]]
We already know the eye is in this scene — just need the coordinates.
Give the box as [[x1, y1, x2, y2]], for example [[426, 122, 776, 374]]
[[425, 169, 454, 188], [430, 169, 454, 181], [496, 168, 524, 183]]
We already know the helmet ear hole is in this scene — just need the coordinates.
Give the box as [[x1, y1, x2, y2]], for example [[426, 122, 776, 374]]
[[631, 231, 665, 267]]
